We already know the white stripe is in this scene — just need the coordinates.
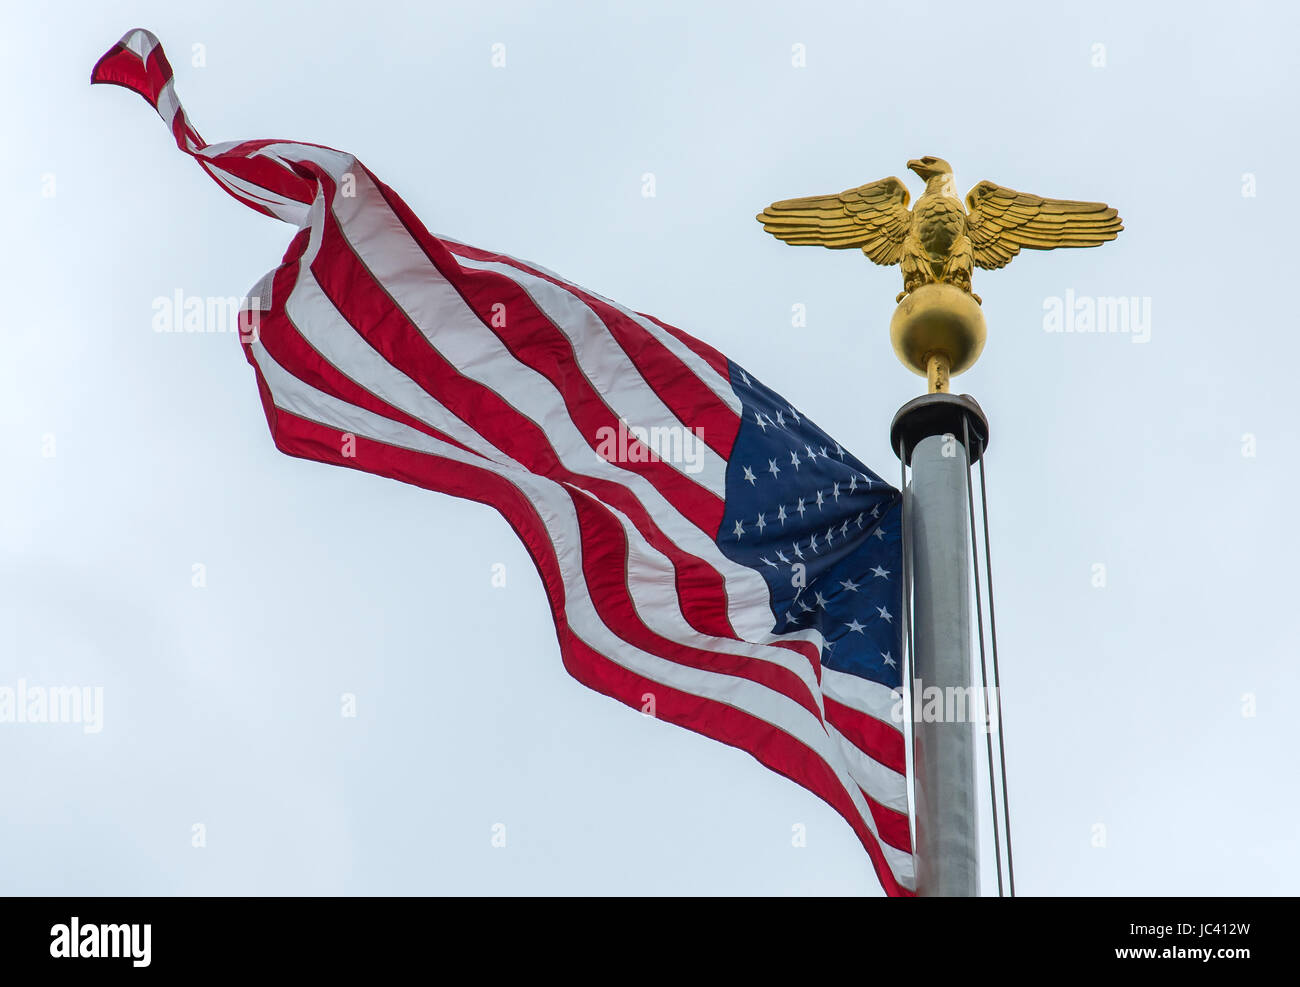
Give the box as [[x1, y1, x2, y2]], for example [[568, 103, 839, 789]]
[[825, 722, 908, 815], [451, 252, 729, 496], [155, 78, 180, 128], [203, 163, 311, 225], [821, 667, 904, 726], [122, 29, 157, 59], [249, 344, 911, 887]]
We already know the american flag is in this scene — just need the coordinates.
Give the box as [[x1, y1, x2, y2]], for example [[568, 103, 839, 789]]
[[93, 29, 914, 896]]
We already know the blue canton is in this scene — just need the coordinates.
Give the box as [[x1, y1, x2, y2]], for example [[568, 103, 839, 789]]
[[716, 363, 903, 690]]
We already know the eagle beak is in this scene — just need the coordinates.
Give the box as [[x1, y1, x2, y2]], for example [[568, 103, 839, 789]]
[[907, 159, 925, 176]]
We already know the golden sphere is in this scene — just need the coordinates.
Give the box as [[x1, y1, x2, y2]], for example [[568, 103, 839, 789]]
[[889, 283, 987, 378]]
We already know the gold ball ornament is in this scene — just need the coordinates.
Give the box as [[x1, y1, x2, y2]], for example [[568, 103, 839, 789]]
[[889, 283, 987, 393]]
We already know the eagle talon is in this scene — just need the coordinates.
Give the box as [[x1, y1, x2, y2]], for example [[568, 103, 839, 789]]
[[897, 280, 924, 303]]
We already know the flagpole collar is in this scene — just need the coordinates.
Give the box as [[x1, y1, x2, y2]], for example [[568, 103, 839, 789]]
[[891, 392, 989, 466]]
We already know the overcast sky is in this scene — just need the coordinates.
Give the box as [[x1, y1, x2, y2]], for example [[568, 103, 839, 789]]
[[3, 0, 1295, 895]]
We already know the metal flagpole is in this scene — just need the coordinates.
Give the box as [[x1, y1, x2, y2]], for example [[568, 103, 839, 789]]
[[892, 389, 988, 897]]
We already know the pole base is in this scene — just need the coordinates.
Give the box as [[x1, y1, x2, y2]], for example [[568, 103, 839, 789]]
[[890, 392, 990, 466]]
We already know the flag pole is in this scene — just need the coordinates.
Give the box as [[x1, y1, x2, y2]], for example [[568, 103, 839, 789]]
[[889, 285, 989, 897]]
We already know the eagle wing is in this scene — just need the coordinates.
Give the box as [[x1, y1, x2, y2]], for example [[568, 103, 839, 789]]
[[756, 177, 912, 266], [965, 180, 1123, 270]]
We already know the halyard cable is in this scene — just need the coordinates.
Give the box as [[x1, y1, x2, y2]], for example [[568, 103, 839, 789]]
[[977, 433, 1015, 897], [899, 438, 918, 855], [963, 415, 1004, 897]]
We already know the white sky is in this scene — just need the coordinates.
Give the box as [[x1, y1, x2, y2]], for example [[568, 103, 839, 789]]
[[2, 0, 1295, 894]]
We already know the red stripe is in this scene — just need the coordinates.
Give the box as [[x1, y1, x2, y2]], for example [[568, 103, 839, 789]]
[[442, 239, 741, 461], [861, 787, 912, 854], [90, 46, 158, 101], [143, 43, 173, 101], [825, 695, 906, 775], [203, 150, 315, 206], [641, 312, 734, 384], [769, 637, 823, 679], [195, 159, 279, 219]]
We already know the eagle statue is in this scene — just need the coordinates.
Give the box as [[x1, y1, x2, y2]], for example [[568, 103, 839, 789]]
[[757, 156, 1123, 304]]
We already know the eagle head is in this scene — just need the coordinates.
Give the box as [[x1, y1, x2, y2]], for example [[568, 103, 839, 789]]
[[907, 156, 952, 180]]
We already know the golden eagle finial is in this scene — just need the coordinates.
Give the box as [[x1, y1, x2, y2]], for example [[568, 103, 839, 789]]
[[757, 156, 1123, 306]]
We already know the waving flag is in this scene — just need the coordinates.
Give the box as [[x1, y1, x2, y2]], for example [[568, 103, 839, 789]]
[[93, 29, 913, 895]]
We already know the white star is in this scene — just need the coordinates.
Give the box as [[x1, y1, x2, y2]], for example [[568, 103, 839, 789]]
[[876, 606, 893, 623], [767, 458, 781, 479], [823, 639, 835, 650], [784, 611, 797, 625], [756, 512, 767, 532], [760, 556, 776, 568], [840, 520, 849, 536], [871, 564, 890, 579], [870, 503, 880, 518], [790, 449, 801, 471], [754, 411, 767, 431], [855, 513, 864, 529], [845, 618, 866, 634], [792, 542, 804, 561], [775, 410, 786, 427], [796, 498, 806, 518], [819, 446, 828, 459], [825, 525, 834, 546], [815, 490, 825, 510], [832, 482, 840, 502], [861, 473, 873, 488], [839, 578, 860, 592], [798, 599, 814, 613], [776, 549, 790, 564], [809, 532, 820, 553], [743, 466, 756, 485], [788, 406, 801, 424], [881, 651, 897, 668], [873, 527, 886, 540], [814, 591, 829, 609], [848, 475, 857, 493], [776, 504, 787, 525], [835, 443, 845, 460], [805, 444, 817, 461], [740, 369, 751, 387], [733, 519, 745, 539]]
